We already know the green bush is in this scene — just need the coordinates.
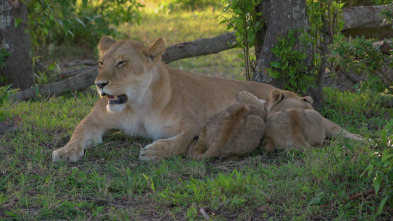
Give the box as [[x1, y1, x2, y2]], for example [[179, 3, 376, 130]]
[[221, 0, 262, 81], [27, 0, 143, 48], [365, 119, 393, 214], [329, 35, 393, 94], [0, 85, 17, 107], [268, 30, 316, 94]]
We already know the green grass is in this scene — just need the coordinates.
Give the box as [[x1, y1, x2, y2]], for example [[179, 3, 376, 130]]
[[1, 5, 393, 221], [1, 88, 392, 220]]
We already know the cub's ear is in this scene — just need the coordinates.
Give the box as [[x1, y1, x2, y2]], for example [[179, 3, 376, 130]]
[[269, 89, 284, 103], [144, 38, 166, 61], [303, 96, 313, 104], [98, 36, 116, 54]]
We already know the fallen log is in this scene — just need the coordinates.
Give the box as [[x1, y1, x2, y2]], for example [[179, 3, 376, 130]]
[[342, 5, 392, 39], [161, 31, 237, 63], [14, 66, 97, 100], [64, 59, 97, 67]]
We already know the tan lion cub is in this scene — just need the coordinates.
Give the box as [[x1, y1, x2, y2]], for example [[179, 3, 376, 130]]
[[187, 91, 266, 160], [262, 89, 325, 152]]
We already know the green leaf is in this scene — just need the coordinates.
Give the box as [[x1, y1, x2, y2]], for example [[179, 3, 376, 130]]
[[74, 18, 85, 27], [14, 18, 22, 28], [269, 70, 282, 79], [374, 172, 383, 195], [378, 195, 389, 214], [270, 61, 281, 69]]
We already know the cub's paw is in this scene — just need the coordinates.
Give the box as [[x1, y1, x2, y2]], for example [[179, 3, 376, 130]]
[[52, 144, 84, 163], [237, 91, 265, 105]]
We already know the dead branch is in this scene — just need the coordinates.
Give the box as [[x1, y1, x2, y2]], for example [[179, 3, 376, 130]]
[[60, 67, 93, 79], [64, 60, 97, 67], [346, 189, 375, 201]]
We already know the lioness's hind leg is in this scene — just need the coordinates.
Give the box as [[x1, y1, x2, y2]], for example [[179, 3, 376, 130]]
[[322, 117, 363, 141]]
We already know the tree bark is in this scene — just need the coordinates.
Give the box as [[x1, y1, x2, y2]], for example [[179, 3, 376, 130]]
[[253, 0, 312, 89], [0, 0, 35, 89]]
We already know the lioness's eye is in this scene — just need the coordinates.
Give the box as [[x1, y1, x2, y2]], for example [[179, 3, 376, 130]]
[[117, 60, 126, 67]]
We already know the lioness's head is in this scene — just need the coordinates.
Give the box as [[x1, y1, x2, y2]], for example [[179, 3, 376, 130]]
[[95, 36, 166, 112], [265, 89, 314, 113]]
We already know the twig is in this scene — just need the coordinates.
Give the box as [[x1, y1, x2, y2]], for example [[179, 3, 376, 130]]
[[199, 208, 212, 220], [346, 189, 375, 201]]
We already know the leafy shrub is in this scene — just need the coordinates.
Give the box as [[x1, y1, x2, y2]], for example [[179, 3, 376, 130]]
[[27, 0, 143, 48], [329, 35, 393, 94], [0, 85, 18, 107], [268, 30, 316, 94], [365, 119, 393, 214], [221, 0, 262, 80], [68, 0, 143, 45], [381, 2, 393, 27]]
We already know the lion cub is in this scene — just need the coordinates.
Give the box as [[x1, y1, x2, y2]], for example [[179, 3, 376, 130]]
[[262, 89, 325, 152], [187, 91, 266, 160]]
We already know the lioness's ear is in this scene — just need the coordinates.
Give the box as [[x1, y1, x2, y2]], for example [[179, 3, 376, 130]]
[[98, 36, 116, 54], [270, 89, 283, 103], [144, 38, 166, 61], [303, 96, 313, 104]]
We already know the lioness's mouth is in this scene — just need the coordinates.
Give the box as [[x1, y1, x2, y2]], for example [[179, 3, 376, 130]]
[[102, 93, 128, 104]]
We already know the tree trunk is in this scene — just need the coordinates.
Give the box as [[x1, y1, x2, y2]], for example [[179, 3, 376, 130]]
[[253, 0, 323, 105], [0, 0, 35, 90], [253, 0, 311, 85]]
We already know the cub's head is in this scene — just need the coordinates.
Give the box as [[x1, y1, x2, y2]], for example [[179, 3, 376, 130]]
[[265, 89, 314, 113], [95, 36, 166, 112]]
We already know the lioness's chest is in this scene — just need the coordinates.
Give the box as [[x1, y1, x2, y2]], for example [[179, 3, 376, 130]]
[[118, 113, 179, 140]]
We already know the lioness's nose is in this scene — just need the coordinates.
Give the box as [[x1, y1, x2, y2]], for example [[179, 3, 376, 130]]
[[95, 81, 109, 89]]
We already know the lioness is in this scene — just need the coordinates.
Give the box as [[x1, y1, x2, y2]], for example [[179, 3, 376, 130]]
[[52, 37, 362, 162], [187, 91, 266, 160], [262, 89, 325, 152]]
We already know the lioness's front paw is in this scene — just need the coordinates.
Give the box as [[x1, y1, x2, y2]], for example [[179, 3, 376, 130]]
[[139, 141, 169, 161], [52, 144, 84, 163]]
